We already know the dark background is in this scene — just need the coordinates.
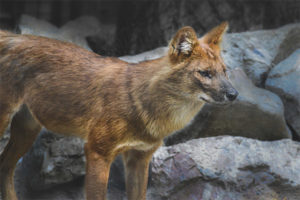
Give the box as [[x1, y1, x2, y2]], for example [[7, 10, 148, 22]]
[[1, 0, 300, 56], [0, 0, 300, 56]]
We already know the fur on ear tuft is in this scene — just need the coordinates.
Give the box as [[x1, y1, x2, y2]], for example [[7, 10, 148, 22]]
[[201, 21, 228, 46], [168, 26, 198, 63]]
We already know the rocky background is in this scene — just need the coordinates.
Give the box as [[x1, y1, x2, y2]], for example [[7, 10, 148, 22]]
[[1, 0, 300, 199]]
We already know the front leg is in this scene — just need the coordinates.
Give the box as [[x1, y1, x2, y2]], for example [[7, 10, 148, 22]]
[[123, 143, 162, 200], [84, 143, 113, 200]]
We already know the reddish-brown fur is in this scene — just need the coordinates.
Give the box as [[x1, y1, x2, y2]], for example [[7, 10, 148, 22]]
[[0, 22, 236, 200]]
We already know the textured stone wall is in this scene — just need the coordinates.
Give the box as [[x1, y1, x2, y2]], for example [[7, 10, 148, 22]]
[[1, 0, 300, 56]]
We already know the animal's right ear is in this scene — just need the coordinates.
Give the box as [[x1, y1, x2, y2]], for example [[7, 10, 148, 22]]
[[168, 26, 198, 64]]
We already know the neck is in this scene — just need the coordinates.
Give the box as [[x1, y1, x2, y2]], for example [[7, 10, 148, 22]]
[[127, 56, 205, 139]]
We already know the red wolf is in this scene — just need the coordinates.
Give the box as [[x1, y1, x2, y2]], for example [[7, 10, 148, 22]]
[[0, 22, 237, 200]]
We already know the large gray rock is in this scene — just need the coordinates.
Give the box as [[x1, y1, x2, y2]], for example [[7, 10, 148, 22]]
[[266, 49, 300, 139], [60, 16, 116, 52], [18, 15, 59, 38], [18, 129, 86, 190], [272, 27, 300, 65], [166, 69, 291, 145], [221, 25, 294, 86], [17, 129, 125, 193], [150, 136, 300, 200], [19, 15, 116, 51], [119, 47, 168, 63]]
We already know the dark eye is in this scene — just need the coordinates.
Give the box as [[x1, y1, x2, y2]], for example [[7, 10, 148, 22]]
[[198, 70, 212, 79]]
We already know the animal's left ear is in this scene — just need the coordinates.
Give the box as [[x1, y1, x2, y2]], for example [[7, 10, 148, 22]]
[[200, 21, 228, 47], [168, 26, 199, 64]]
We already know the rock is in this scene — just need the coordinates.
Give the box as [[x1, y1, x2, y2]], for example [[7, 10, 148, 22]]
[[60, 16, 116, 51], [166, 69, 291, 146], [19, 15, 59, 38], [18, 129, 86, 191], [60, 16, 101, 39], [272, 27, 300, 65], [266, 49, 300, 139], [151, 136, 300, 200], [18, 15, 115, 50], [58, 16, 101, 50], [221, 24, 300, 86], [119, 47, 168, 63], [17, 129, 125, 193]]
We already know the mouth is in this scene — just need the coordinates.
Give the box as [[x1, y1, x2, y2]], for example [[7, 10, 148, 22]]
[[199, 96, 210, 103], [198, 94, 212, 103], [198, 94, 233, 106]]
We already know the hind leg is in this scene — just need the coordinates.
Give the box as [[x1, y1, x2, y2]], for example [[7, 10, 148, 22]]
[[0, 105, 41, 200]]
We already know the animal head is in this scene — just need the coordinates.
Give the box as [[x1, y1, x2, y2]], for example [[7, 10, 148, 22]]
[[168, 22, 238, 104]]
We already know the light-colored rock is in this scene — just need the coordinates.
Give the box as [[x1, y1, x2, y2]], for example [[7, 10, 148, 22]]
[[60, 16, 116, 50], [266, 49, 300, 138], [18, 129, 86, 190], [119, 47, 168, 63], [17, 129, 125, 192], [220, 24, 300, 86], [272, 27, 300, 65], [151, 136, 300, 200], [19, 15, 59, 38], [19, 15, 113, 50]]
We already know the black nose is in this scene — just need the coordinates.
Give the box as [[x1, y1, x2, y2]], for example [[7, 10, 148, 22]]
[[226, 88, 238, 101]]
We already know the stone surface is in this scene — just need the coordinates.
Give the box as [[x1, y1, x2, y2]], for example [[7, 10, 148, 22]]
[[16, 129, 125, 194], [221, 23, 300, 86], [166, 69, 291, 145], [18, 129, 86, 190], [266, 49, 300, 139], [19, 15, 114, 51], [272, 27, 300, 65], [119, 47, 168, 63], [18, 15, 59, 38], [151, 136, 300, 200], [221, 27, 285, 86]]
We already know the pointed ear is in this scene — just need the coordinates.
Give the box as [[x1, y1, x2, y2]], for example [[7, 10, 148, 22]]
[[200, 22, 228, 47], [168, 26, 198, 64]]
